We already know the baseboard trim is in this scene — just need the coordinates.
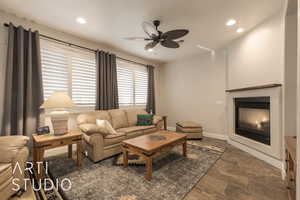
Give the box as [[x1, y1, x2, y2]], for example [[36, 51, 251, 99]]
[[228, 139, 283, 170], [167, 126, 176, 131], [167, 127, 228, 141], [203, 132, 229, 141]]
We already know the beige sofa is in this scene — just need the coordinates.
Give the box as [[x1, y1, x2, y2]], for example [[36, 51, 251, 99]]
[[77, 108, 163, 162], [0, 136, 29, 200]]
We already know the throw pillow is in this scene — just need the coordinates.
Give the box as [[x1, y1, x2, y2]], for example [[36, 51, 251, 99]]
[[137, 114, 153, 126], [96, 119, 117, 135]]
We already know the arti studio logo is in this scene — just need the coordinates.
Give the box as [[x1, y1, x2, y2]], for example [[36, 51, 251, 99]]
[[12, 161, 72, 192]]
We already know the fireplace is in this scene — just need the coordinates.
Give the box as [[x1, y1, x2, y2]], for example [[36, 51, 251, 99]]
[[235, 97, 270, 145], [227, 85, 281, 160]]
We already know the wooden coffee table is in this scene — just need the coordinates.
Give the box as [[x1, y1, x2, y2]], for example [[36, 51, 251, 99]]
[[122, 130, 187, 180]]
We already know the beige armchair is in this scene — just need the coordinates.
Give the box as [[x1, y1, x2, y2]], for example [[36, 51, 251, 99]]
[[0, 136, 29, 200]]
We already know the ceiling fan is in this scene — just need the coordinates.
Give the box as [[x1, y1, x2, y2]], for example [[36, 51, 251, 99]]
[[124, 20, 189, 51]]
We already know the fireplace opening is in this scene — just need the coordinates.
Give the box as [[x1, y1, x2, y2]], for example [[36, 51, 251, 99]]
[[235, 97, 270, 145]]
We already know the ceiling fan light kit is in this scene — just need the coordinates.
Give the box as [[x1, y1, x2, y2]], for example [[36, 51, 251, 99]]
[[125, 20, 189, 51]]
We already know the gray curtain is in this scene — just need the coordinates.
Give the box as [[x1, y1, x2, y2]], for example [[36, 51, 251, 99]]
[[95, 50, 119, 110], [146, 65, 156, 114], [1, 23, 43, 136]]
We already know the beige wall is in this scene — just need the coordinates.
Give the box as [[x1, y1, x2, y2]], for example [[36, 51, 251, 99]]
[[158, 50, 227, 135], [158, 13, 285, 137], [227, 13, 285, 89], [0, 11, 161, 132], [284, 13, 298, 136]]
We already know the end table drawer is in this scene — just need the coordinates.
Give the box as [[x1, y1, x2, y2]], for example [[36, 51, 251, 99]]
[[38, 138, 81, 149], [52, 138, 80, 146]]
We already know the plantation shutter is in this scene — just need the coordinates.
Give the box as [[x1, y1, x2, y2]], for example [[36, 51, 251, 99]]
[[116, 60, 148, 107], [71, 57, 96, 106], [134, 69, 148, 106], [117, 66, 134, 106], [41, 40, 96, 108], [41, 48, 69, 100]]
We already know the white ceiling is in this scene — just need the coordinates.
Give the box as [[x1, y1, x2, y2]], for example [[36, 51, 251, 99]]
[[0, 0, 284, 63]]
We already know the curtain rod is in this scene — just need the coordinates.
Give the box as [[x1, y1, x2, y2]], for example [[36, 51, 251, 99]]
[[3, 23, 148, 67]]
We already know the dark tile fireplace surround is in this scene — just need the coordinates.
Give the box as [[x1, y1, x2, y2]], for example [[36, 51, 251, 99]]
[[235, 97, 270, 145]]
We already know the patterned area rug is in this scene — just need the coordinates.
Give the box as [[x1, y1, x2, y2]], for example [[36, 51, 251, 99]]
[[48, 144, 223, 200], [187, 141, 226, 154], [114, 141, 225, 166], [114, 151, 172, 166]]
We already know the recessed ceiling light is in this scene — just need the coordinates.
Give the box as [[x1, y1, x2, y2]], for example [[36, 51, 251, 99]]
[[147, 48, 154, 52], [77, 17, 86, 24], [226, 19, 236, 26], [237, 28, 244, 33]]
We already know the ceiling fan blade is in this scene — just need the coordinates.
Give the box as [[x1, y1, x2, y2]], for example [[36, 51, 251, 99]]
[[162, 29, 189, 40], [123, 37, 149, 41], [145, 41, 158, 50], [160, 40, 180, 48], [142, 21, 158, 38]]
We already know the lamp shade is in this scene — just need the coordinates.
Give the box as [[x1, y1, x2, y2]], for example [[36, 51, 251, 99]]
[[41, 91, 75, 109]]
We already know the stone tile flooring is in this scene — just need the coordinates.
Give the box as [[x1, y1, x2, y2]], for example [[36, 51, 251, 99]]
[[184, 137, 288, 200], [12, 137, 288, 200]]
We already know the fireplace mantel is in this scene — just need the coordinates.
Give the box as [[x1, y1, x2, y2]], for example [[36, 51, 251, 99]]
[[226, 84, 282, 93]]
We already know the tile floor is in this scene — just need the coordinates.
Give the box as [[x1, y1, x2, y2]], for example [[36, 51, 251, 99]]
[[184, 137, 288, 200]]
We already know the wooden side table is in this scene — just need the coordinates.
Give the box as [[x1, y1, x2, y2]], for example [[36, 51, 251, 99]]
[[285, 136, 296, 200], [32, 131, 83, 179], [162, 116, 167, 130]]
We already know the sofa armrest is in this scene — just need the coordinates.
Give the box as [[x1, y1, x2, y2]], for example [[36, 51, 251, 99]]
[[0, 136, 29, 163], [82, 132, 104, 146], [79, 123, 108, 136]]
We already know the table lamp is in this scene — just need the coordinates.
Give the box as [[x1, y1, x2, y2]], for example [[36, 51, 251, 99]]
[[40, 91, 75, 136]]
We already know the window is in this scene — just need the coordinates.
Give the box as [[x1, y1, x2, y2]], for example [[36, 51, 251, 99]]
[[41, 40, 96, 107], [117, 60, 148, 107]]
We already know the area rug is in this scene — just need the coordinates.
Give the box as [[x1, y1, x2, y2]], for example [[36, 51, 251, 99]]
[[114, 151, 171, 166], [48, 144, 222, 200], [187, 141, 226, 154], [114, 153, 146, 166]]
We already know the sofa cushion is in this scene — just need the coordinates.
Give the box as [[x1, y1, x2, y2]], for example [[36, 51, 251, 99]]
[[108, 109, 129, 129], [116, 125, 153, 133], [126, 131, 144, 139], [0, 164, 12, 186], [94, 111, 112, 124], [143, 127, 157, 134], [125, 108, 148, 126], [77, 112, 96, 125], [104, 133, 126, 146]]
